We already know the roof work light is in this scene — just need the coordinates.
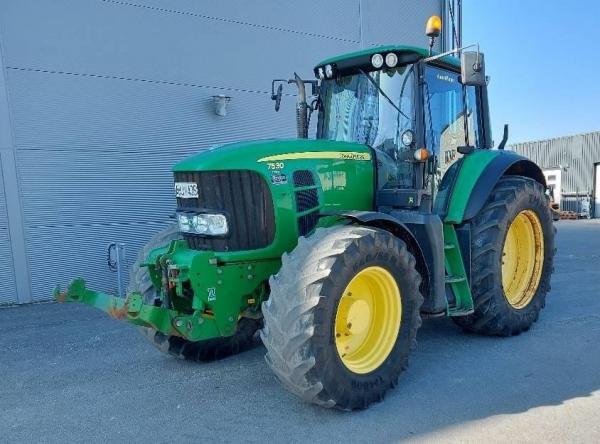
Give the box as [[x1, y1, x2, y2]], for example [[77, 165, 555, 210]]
[[425, 15, 442, 55], [426, 15, 442, 37]]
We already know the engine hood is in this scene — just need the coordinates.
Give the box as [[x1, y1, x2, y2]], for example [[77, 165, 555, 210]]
[[172, 139, 371, 172]]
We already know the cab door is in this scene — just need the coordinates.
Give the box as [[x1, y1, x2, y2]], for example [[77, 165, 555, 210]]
[[422, 65, 484, 196]]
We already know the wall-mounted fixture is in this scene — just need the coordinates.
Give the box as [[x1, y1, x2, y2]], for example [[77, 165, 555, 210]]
[[212, 94, 231, 116]]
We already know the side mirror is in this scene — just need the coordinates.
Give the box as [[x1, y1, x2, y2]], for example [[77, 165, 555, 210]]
[[460, 51, 486, 86], [271, 83, 283, 112]]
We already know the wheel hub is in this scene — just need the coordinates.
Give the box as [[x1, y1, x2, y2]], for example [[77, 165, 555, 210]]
[[334, 266, 402, 374], [502, 209, 545, 309]]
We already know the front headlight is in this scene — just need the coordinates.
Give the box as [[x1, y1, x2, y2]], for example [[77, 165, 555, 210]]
[[177, 212, 228, 236]]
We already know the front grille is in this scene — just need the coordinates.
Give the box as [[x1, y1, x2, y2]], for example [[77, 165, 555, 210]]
[[293, 170, 320, 236], [293, 170, 315, 187], [298, 213, 320, 236], [295, 189, 319, 212], [175, 170, 275, 251]]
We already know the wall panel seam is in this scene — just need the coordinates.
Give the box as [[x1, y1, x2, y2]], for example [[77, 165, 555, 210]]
[[26, 220, 171, 230], [100, 0, 360, 44], [6, 66, 276, 96], [0, 26, 32, 303]]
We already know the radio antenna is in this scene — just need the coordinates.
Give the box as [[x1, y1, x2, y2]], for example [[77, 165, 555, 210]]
[[448, 1, 460, 52]]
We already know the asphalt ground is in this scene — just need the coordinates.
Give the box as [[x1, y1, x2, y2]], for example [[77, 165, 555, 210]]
[[1, 220, 599, 443]]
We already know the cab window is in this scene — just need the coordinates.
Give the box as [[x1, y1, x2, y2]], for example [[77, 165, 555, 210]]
[[423, 66, 481, 178]]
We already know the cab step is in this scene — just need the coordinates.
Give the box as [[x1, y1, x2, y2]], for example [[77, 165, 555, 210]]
[[445, 275, 466, 284], [443, 224, 474, 317]]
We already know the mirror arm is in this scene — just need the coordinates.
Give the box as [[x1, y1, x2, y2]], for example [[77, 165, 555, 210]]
[[422, 43, 478, 63], [271, 79, 286, 99]]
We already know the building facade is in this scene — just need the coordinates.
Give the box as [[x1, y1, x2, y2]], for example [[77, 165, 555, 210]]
[[511, 131, 600, 218], [0, 0, 458, 304]]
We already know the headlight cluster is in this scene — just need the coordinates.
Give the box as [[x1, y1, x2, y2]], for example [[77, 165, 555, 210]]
[[317, 64, 335, 80], [177, 212, 228, 236], [371, 52, 398, 69], [316, 51, 399, 80]]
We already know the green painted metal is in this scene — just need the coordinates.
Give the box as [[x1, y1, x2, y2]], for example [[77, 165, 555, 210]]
[[173, 138, 374, 264], [142, 239, 281, 338], [444, 150, 505, 224], [53, 44, 511, 340], [54, 278, 221, 341], [316, 45, 461, 70], [168, 139, 374, 339], [55, 139, 374, 341], [442, 224, 474, 316]]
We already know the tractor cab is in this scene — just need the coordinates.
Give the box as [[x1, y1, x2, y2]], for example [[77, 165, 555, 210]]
[[274, 41, 492, 214]]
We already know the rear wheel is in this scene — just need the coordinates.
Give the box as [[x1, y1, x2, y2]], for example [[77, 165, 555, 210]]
[[454, 176, 555, 336], [129, 224, 261, 361], [261, 226, 423, 410]]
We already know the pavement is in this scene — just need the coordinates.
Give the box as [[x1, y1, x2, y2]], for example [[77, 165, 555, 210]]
[[1, 220, 599, 443]]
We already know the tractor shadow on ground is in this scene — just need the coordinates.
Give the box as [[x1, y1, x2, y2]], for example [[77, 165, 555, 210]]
[[162, 307, 600, 442], [349, 315, 600, 440], [133, 222, 600, 441], [4, 223, 599, 442]]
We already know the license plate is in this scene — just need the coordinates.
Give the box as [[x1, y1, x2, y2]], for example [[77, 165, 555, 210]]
[[174, 182, 199, 199]]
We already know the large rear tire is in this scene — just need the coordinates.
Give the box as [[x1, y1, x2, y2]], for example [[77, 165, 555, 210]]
[[261, 226, 423, 410], [129, 224, 261, 361], [454, 176, 555, 336]]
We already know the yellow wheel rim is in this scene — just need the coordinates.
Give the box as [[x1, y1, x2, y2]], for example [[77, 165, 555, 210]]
[[334, 266, 401, 374], [502, 210, 545, 309]]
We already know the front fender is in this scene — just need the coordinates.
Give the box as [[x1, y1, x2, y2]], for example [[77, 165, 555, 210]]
[[438, 150, 546, 224], [338, 210, 446, 315]]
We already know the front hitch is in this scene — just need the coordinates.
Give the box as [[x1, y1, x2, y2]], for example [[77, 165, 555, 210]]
[[54, 278, 220, 341]]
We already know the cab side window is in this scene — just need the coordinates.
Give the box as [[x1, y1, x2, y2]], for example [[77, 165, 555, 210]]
[[424, 66, 481, 178]]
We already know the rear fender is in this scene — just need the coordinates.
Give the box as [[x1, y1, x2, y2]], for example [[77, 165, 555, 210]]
[[439, 150, 546, 224]]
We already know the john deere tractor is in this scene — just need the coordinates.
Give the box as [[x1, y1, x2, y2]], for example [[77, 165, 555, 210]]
[[56, 18, 554, 410]]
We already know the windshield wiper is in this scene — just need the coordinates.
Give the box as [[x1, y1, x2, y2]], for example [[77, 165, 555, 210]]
[[359, 69, 411, 121]]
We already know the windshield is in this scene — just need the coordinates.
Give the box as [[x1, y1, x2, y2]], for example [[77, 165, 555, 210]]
[[317, 66, 416, 151]]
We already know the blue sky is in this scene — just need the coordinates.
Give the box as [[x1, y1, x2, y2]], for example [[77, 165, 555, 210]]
[[463, 0, 600, 143]]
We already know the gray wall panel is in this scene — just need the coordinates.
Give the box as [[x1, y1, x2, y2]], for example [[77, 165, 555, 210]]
[[0, 160, 7, 229], [0, 230, 17, 305], [511, 131, 600, 212], [0, 0, 454, 302], [132, 0, 361, 42], [362, 0, 443, 47], [26, 221, 170, 302], [7, 68, 298, 153], [0, 0, 357, 93], [17, 148, 177, 227], [0, 159, 16, 304], [512, 132, 600, 194]]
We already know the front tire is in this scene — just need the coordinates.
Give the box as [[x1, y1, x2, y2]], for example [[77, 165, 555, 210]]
[[454, 176, 555, 336], [261, 226, 423, 410]]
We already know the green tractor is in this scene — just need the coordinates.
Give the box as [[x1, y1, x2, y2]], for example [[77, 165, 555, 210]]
[[56, 18, 554, 410]]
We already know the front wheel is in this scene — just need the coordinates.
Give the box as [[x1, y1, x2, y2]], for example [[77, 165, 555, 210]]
[[454, 176, 555, 336], [261, 226, 423, 410]]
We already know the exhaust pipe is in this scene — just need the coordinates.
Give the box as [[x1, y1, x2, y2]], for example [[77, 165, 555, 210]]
[[271, 73, 313, 139], [291, 73, 308, 138]]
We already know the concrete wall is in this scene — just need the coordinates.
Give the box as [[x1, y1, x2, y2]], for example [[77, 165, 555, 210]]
[[0, 0, 445, 304]]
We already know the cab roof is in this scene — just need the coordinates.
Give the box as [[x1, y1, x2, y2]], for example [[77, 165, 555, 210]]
[[315, 45, 460, 74]]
